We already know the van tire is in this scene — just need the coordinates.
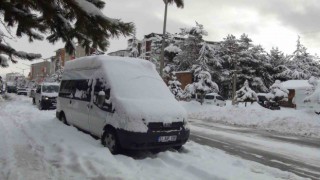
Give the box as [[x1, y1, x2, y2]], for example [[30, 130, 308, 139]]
[[102, 128, 120, 155], [38, 101, 43, 110], [173, 145, 183, 151], [60, 114, 69, 126]]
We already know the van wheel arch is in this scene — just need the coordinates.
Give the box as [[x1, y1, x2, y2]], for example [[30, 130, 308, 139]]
[[60, 111, 69, 125], [101, 125, 121, 154]]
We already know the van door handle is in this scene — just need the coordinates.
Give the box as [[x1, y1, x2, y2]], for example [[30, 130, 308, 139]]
[[87, 104, 93, 109], [69, 100, 72, 104]]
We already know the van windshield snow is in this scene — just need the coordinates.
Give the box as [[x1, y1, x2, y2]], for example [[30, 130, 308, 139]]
[[42, 85, 59, 93], [116, 76, 172, 100]]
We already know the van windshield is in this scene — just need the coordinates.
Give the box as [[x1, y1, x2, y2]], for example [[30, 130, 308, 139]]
[[216, 96, 224, 101], [42, 85, 59, 93], [115, 76, 173, 100], [205, 95, 215, 100]]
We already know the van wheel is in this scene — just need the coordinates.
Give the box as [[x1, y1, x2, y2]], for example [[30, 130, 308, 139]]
[[173, 145, 183, 151], [102, 129, 120, 155], [38, 101, 43, 110], [60, 114, 69, 126]]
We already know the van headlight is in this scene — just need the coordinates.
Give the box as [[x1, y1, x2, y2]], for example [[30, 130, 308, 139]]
[[42, 96, 49, 100]]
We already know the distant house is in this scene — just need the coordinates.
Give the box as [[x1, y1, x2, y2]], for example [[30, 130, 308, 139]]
[[107, 49, 130, 57], [30, 60, 55, 83], [164, 71, 193, 90], [281, 80, 312, 109]]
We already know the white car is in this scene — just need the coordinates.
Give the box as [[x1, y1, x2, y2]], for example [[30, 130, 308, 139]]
[[203, 93, 226, 107], [17, 88, 28, 95], [34, 82, 59, 110]]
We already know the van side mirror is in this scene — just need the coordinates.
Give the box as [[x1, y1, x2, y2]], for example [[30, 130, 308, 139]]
[[97, 91, 106, 106]]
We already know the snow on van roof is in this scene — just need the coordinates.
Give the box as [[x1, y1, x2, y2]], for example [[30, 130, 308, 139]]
[[64, 55, 186, 129], [42, 82, 60, 86], [64, 55, 152, 71], [281, 80, 312, 90]]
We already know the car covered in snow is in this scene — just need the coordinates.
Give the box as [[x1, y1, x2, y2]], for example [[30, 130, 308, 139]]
[[56, 55, 190, 154], [34, 82, 59, 110], [203, 93, 226, 107], [17, 88, 28, 95]]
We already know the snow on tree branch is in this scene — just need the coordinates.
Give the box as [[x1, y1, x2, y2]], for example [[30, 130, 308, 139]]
[[235, 80, 257, 102]]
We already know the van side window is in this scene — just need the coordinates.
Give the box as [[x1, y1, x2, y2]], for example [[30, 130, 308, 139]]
[[74, 80, 91, 102], [59, 80, 75, 98], [59, 80, 91, 102], [93, 79, 113, 112]]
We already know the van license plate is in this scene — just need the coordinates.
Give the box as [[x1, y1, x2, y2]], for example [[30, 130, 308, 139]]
[[158, 135, 177, 142]]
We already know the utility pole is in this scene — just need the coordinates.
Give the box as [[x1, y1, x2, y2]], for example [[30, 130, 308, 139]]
[[159, 0, 168, 77], [232, 69, 237, 105]]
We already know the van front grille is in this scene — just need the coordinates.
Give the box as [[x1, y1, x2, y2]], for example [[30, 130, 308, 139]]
[[148, 122, 183, 131]]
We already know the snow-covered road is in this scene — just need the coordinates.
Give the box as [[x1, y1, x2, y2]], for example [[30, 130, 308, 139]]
[[189, 119, 320, 179], [0, 95, 307, 180]]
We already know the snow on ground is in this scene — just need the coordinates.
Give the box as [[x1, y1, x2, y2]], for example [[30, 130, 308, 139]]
[[0, 94, 304, 180], [181, 100, 320, 138]]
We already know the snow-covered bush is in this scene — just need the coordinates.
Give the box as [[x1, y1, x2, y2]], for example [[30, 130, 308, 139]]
[[185, 70, 219, 104], [49, 67, 64, 82], [268, 80, 289, 102], [305, 76, 317, 96], [235, 80, 257, 104], [304, 77, 320, 103], [168, 72, 184, 100]]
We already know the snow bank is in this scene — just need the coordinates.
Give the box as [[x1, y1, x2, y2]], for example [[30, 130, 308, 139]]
[[182, 100, 320, 138]]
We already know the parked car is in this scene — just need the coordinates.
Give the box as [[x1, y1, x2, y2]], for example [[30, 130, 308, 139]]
[[203, 93, 226, 107], [56, 56, 190, 154], [257, 95, 280, 110], [34, 82, 59, 110], [17, 88, 28, 95], [6, 82, 17, 93]]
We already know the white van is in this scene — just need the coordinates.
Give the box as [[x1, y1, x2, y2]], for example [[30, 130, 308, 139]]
[[203, 93, 226, 107], [34, 82, 59, 110], [56, 56, 190, 154]]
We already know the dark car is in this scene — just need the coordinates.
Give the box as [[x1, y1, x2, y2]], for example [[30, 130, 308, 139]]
[[257, 95, 280, 110]]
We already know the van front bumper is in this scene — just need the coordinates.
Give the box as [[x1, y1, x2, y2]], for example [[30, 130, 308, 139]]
[[41, 99, 57, 109], [116, 128, 190, 150]]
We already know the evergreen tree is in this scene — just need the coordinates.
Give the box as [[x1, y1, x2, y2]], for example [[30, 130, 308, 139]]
[[49, 67, 64, 82], [268, 47, 291, 81], [0, 0, 133, 67], [174, 22, 207, 71], [168, 72, 184, 100], [268, 80, 289, 102], [305, 76, 318, 96], [286, 37, 320, 79], [129, 28, 139, 58], [184, 70, 219, 105], [234, 80, 257, 106]]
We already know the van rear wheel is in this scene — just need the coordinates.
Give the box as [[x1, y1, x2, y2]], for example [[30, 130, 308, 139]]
[[102, 129, 120, 155], [60, 114, 69, 126]]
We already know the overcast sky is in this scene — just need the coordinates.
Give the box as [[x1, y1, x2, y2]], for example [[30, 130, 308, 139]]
[[2, 0, 320, 77]]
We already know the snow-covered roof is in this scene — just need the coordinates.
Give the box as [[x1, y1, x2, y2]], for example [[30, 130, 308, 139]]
[[281, 80, 312, 90]]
